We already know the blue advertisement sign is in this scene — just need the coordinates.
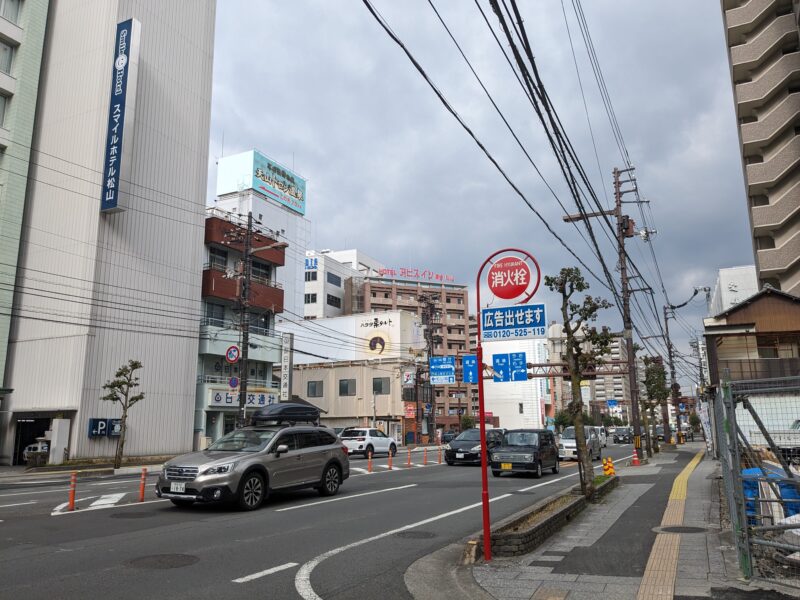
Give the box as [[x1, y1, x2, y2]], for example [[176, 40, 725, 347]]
[[607, 400, 619, 408], [462, 354, 479, 384], [510, 352, 528, 382], [101, 19, 135, 213], [481, 304, 547, 341], [492, 354, 510, 382], [252, 150, 307, 215], [430, 356, 456, 385], [305, 257, 318, 270]]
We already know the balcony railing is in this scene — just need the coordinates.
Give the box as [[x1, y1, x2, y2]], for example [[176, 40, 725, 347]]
[[203, 263, 283, 290], [718, 358, 800, 381], [198, 374, 270, 387]]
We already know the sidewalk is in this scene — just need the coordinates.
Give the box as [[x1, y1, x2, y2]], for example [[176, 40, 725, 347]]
[[406, 443, 799, 600]]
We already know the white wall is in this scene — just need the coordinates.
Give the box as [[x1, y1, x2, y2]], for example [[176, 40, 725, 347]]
[[710, 265, 758, 316]]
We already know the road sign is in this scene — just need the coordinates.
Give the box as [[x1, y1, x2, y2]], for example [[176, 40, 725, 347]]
[[462, 355, 479, 384], [679, 403, 686, 412], [225, 345, 240, 364], [492, 354, 510, 382], [430, 356, 456, 385], [510, 352, 527, 382], [488, 256, 531, 300], [607, 400, 619, 408], [481, 304, 546, 341], [229, 376, 239, 388], [424, 403, 432, 415]]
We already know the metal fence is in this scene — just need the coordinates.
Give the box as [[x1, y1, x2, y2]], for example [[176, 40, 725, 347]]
[[714, 376, 800, 588]]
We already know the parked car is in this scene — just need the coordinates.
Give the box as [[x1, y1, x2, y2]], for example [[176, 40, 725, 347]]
[[155, 403, 349, 511], [656, 425, 676, 442], [444, 428, 504, 465], [613, 427, 633, 444], [592, 426, 607, 448], [558, 426, 601, 461], [490, 429, 559, 478], [340, 427, 397, 458], [441, 431, 458, 444], [22, 441, 49, 462]]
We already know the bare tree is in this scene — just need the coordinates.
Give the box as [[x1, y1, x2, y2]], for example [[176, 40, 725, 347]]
[[545, 267, 612, 498], [101, 360, 145, 469]]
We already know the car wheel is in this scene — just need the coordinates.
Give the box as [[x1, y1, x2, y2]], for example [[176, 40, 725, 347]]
[[534, 461, 542, 479], [318, 464, 341, 497], [237, 472, 266, 511], [389, 443, 397, 457], [170, 499, 194, 508], [446, 460, 454, 466], [552, 459, 560, 474], [491, 470, 501, 477], [365, 445, 374, 460]]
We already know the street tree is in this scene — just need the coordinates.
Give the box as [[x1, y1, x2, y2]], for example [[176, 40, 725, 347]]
[[101, 359, 145, 469], [643, 356, 670, 453], [554, 410, 572, 431], [545, 267, 612, 498], [460, 414, 475, 430]]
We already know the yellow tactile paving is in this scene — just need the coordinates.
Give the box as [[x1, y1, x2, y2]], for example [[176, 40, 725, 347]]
[[636, 451, 705, 600]]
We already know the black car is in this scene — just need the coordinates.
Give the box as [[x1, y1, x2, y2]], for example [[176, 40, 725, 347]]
[[490, 429, 559, 478], [444, 428, 504, 465], [441, 431, 457, 444], [613, 428, 633, 444]]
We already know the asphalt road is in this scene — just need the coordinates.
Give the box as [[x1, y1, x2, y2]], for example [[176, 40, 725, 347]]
[[0, 445, 634, 600]]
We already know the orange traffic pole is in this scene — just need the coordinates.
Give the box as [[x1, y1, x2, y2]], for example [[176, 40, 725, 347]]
[[139, 467, 147, 502], [423, 447, 428, 466], [368, 454, 373, 473], [406, 448, 411, 467], [388, 450, 393, 470], [67, 471, 77, 511], [438, 446, 442, 464]]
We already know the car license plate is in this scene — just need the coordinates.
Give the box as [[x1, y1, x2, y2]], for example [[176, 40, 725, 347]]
[[456, 453, 465, 459], [501, 463, 512, 470], [170, 482, 186, 493]]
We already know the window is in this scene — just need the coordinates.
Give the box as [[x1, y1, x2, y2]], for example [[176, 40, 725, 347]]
[[274, 432, 298, 451], [372, 377, 390, 395], [205, 303, 225, 327], [0, 95, 6, 128], [327, 272, 342, 287], [0, 0, 20, 24], [305, 271, 317, 282], [327, 294, 341, 309], [0, 39, 12, 75], [318, 431, 337, 445], [304, 293, 317, 304], [339, 378, 356, 396], [518, 403, 524, 414], [250, 312, 270, 332], [209, 246, 227, 270], [252, 261, 271, 284], [297, 431, 321, 449], [307, 380, 323, 398]]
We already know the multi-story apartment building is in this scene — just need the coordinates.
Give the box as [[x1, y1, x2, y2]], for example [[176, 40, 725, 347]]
[[302, 250, 384, 320], [194, 209, 285, 448], [0, 0, 49, 397], [720, 1, 800, 293]]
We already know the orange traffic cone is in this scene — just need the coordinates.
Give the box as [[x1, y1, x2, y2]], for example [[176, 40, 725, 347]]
[[631, 450, 641, 467], [607, 457, 615, 476]]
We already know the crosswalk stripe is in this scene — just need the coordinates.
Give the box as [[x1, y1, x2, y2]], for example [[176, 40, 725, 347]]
[[89, 493, 126, 507]]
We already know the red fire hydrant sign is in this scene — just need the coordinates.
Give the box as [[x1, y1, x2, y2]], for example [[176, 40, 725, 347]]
[[487, 256, 532, 299]]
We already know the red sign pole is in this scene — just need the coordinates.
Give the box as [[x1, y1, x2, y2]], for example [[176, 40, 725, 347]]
[[475, 248, 541, 563]]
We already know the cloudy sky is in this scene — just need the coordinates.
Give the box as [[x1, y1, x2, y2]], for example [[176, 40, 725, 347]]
[[208, 1, 753, 390]]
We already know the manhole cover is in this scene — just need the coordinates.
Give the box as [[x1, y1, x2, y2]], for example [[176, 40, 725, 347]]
[[125, 554, 199, 569], [396, 531, 436, 539], [110, 512, 154, 519], [660, 526, 707, 534]]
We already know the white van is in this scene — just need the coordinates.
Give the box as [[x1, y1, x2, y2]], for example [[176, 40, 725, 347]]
[[592, 426, 607, 448]]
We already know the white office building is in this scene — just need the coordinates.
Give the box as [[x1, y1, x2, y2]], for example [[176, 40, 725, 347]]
[[709, 265, 759, 316]]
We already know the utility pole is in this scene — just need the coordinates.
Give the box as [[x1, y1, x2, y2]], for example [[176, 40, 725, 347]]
[[663, 305, 678, 444], [563, 167, 643, 460], [238, 212, 254, 428], [417, 293, 438, 441]]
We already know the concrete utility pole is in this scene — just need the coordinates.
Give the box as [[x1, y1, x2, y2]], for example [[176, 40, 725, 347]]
[[563, 167, 644, 460], [417, 293, 438, 441], [238, 212, 254, 429], [663, 306, 677, 445]]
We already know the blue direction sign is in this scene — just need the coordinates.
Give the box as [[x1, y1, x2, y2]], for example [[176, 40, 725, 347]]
[[462, 354, 479, 384], [481, 303, 546, 341], [492, 354, 510, 382], [430, 356, 456, 385], [510, 352, 527, 382], [678, 403, 686, 412], [607, 399, 619, 408]]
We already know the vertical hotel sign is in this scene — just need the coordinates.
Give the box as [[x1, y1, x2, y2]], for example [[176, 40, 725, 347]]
[[101, 19, 140, 213]]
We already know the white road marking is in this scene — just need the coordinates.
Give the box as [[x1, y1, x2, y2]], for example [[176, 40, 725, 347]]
[[350, 467, 368, 474], [0, 488, 69, 498], [350, 462, 445, 478], [276, 484, 417, 512], [0, 501, 37, 508], [7, 479, 68, 485], [232, 561, 299, 583], [90, 480, 145, 487], [52, 496, 98, 514], [294, 493, 512, 600], [89, 493, 126, 507], [52, 498, 167, 516]]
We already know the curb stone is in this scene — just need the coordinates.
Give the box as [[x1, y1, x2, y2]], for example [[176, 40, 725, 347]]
[[405, 542, 493, 600]]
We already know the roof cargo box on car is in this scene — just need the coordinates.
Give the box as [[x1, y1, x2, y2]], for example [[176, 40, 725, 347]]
[[249, 403, 320, 425]]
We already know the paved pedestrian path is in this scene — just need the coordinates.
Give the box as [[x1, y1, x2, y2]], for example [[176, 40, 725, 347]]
[[470, 444, 745, 600]]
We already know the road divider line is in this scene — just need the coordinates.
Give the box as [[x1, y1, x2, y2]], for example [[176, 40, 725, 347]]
[[233, 561, 299, 583], [0, 500, 37, 508], [51, 498, 167, 516], [89, 493, 126, 507], [276, 484, 418, 513], [0, 488, 69, 498], [294, 492, 512, 600], [7, 479, 68, 485]]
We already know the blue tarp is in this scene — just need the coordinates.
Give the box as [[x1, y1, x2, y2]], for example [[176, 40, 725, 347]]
[[742, 465, 800, 523]]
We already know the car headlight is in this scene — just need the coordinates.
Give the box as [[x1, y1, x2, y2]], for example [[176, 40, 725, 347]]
[[470, 445, 482, 452], [492, 453, 500, 461], [443, 443, 451, 450], [203, 463, 234, 475], [524, 454, 534, 462], [558, 444, 564, 449]]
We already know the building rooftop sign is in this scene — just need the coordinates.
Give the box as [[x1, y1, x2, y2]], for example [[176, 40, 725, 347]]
[[377, 267, 454, 282]]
